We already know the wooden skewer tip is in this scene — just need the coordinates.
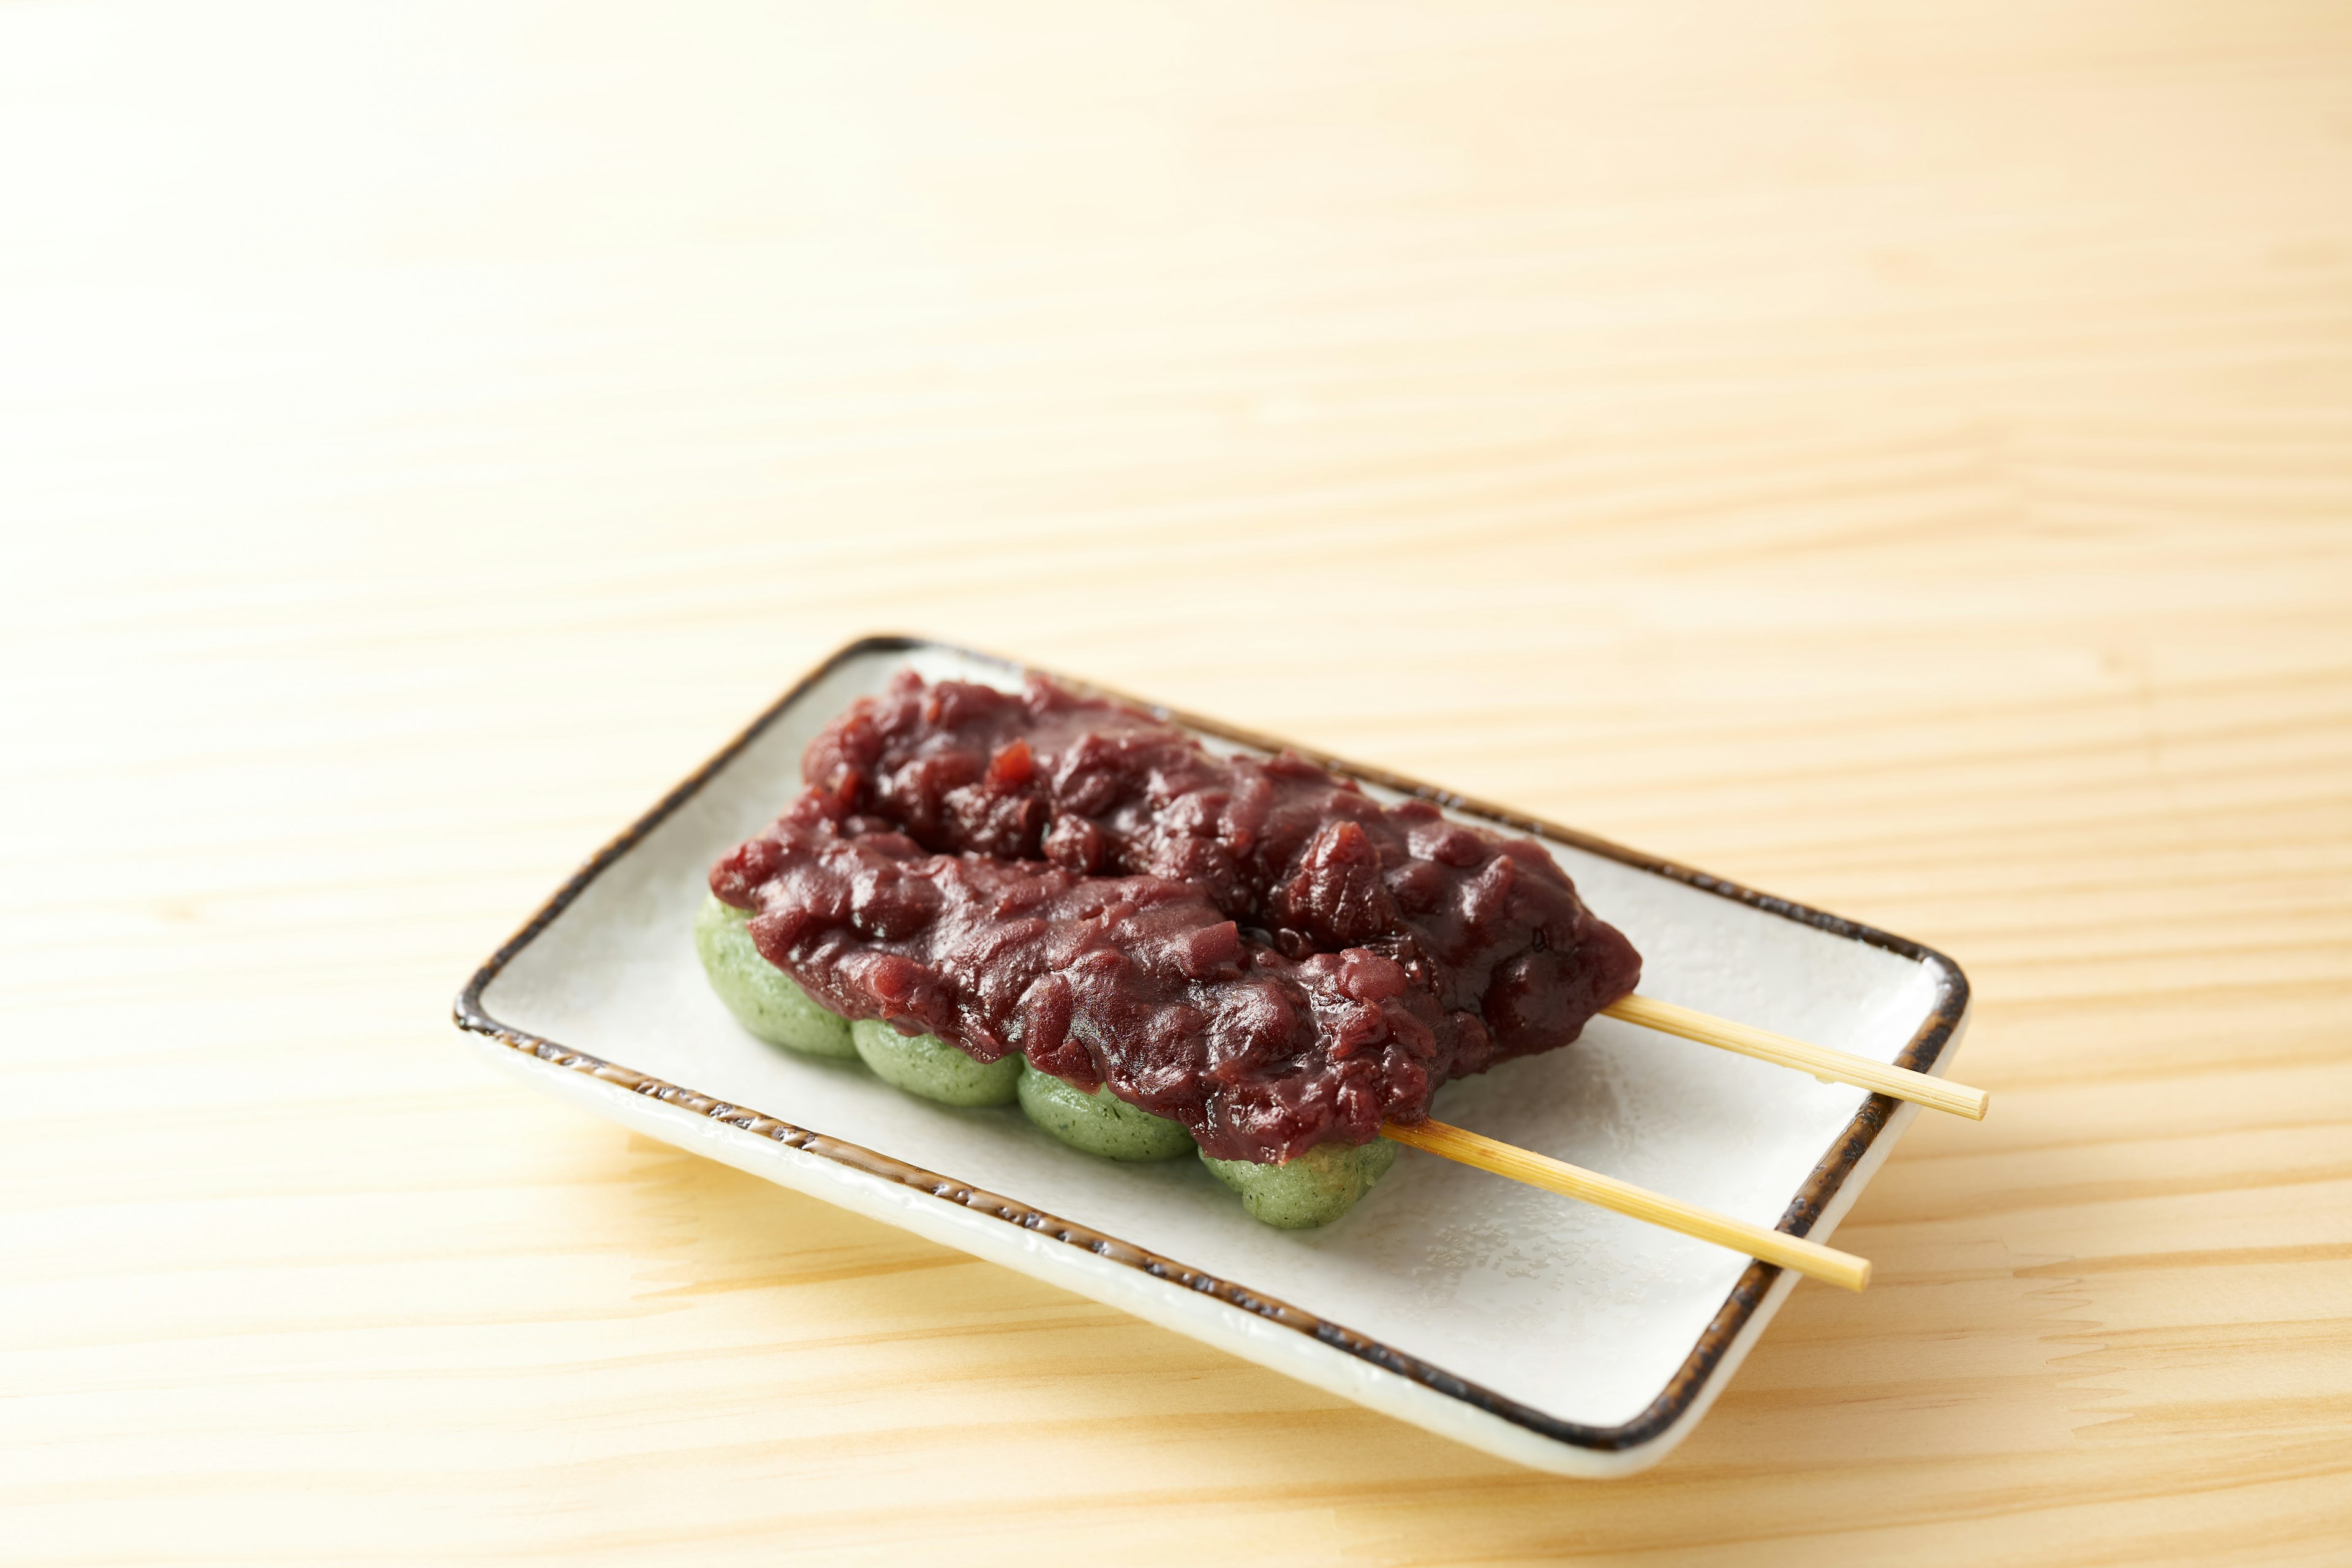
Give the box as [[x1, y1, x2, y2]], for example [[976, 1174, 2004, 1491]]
[[1381, 1119, 1872, 1292], [1600, 993, 1988, 1121]]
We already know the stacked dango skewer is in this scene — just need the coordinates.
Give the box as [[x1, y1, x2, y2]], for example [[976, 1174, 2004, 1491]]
[[703, 674, 1987, 1293]]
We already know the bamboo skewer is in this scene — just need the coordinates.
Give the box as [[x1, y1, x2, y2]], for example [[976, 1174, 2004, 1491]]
[[1600, 993, 1989, 1121], [1380, 1118, 1872, 1291]]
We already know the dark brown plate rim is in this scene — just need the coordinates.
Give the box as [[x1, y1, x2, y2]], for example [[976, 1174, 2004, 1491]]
[[452, 633, 1970, 1456]]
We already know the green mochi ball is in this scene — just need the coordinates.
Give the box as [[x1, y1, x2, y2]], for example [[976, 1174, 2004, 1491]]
[[1201, 1138, 1400, 1229], [1017, 1065, 1196, 1161], [850, 1017, 1023, 1107], [694, 895, 857, 1058]]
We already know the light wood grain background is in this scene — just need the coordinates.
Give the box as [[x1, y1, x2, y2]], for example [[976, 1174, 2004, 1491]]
[[5, 1, 2350, 1562]]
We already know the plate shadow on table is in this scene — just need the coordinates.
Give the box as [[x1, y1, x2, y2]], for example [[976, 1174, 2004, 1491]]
[[571, 1102, 2094, 1537]]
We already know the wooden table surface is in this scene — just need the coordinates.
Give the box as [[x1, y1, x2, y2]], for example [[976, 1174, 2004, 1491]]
[[6, 2, 2350, 1562]]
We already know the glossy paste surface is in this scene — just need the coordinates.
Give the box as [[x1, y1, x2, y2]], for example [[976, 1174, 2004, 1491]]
[[711, 674, 1642, 1162]]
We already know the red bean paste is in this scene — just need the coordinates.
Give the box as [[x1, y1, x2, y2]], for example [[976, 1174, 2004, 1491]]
[[710, 674, 1641, 1163]]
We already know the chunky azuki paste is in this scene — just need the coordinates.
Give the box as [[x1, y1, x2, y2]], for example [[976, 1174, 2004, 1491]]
[[710, 674, 1641, 1164]]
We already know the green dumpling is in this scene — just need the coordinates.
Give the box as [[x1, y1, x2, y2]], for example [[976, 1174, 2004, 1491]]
[[1201, 1139, 1400, 1229], [694, 895, 857, 1058], [850, 1017, 1023, 1107], [1017, 1065, 1196, 1161]]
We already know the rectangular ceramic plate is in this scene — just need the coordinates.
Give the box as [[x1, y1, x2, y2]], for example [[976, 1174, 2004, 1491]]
[[454, 636, 1969, 1477]]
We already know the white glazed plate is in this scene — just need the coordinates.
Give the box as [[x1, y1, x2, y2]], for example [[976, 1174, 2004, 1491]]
[[454, 636, 1970, 1477]]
